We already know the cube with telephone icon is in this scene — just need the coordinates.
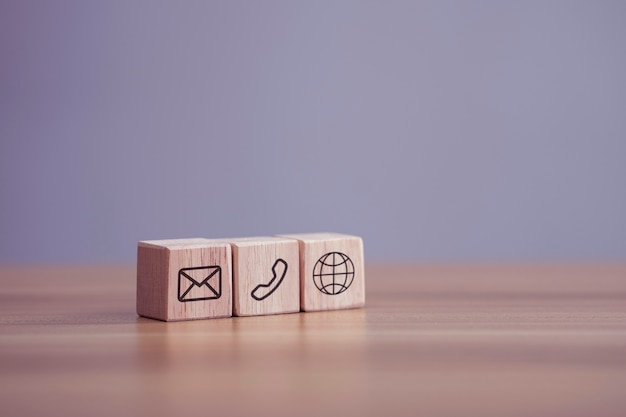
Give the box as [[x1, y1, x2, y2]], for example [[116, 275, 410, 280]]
[[228, 237, 300, 317]]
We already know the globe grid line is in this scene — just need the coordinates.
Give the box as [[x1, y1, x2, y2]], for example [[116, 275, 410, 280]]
[[332, 252, 336, 292]]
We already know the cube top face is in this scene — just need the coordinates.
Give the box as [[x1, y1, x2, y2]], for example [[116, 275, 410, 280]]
[[229, 237, 300, 317], [276, 233, 365, 312], [137, 238, 232, 321], [226, 236, 292, 246], [277, 232, 351, 243], [139, 238, 227, 250]]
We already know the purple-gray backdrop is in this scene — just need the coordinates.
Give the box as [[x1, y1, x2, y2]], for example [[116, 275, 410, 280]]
[[1, 1, 625, 263]]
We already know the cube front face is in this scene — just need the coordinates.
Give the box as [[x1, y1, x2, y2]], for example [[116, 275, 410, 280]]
[[137, 239, 232, 321], [230, 237, 300, 317], [277, 233, 365, 312]]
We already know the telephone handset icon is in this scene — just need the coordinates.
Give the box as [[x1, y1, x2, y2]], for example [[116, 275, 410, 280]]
[[251, 259, 288, 301]]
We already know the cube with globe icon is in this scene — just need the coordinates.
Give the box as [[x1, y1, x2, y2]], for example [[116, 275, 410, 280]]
[[276, 233, 365, 311], [136, 238, 233, 321]]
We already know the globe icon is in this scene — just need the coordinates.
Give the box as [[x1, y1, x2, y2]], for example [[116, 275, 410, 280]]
[[313, 252, 355, 295]]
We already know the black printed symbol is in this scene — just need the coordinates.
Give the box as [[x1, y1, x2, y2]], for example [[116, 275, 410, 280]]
[[251, 259, 288, 301], [178, 266, 222, 302], [313, 252, 355, 295]]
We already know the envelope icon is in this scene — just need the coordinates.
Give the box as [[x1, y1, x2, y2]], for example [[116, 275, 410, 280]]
[[177, 265, 222, 302]]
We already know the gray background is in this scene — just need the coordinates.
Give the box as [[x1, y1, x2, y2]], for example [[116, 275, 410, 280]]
[[1, 1, 625, 263]]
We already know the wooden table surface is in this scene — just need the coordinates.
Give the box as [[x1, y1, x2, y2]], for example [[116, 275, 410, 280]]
[[1, 264, 625, 416]]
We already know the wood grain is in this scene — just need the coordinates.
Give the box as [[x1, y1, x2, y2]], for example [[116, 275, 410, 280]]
[[1, 264, 625, 417], [277, 233, 365, 311]]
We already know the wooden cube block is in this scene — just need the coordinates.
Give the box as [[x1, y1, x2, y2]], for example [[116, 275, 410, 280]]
[[228, 237, 300, 317], [136, 238, 232, 321], [276, 233, 365, 312]]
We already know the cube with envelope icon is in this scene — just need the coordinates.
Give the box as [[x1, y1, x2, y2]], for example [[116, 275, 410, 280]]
[[137, 238, 232, 321]]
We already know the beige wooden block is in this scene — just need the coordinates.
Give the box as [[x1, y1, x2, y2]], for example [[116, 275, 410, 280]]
[[136, 238, 232, 321], [227, 237, 300, 317], [276, 233, 365, 312]]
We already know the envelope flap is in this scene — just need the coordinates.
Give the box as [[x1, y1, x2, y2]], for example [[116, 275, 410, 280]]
[[180, 266, 220, 286]]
